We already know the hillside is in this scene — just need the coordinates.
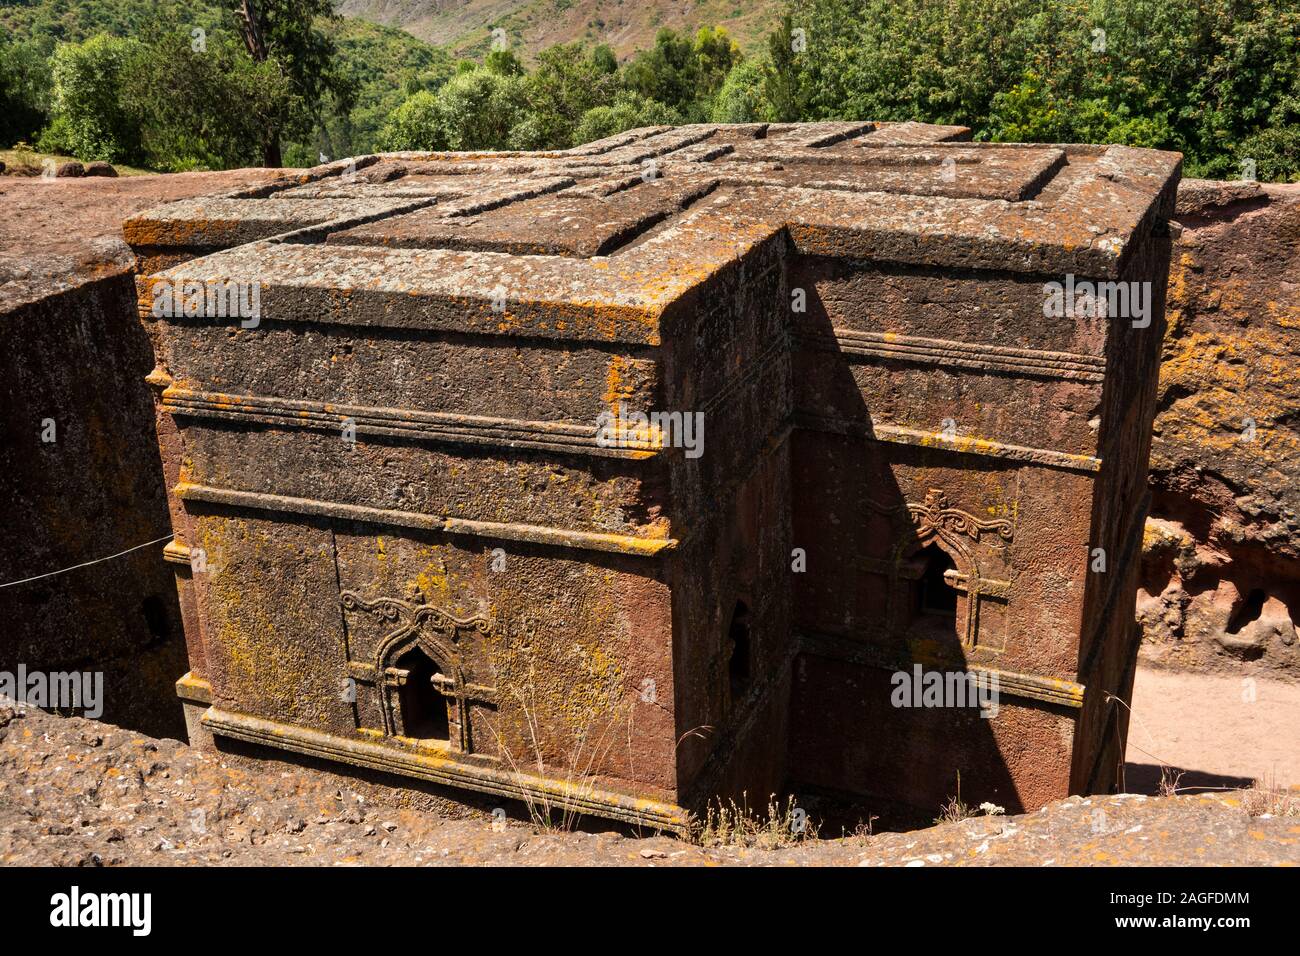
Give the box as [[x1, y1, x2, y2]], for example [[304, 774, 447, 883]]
[[335, 0, 781, 58], [0, 0, 453, 160]]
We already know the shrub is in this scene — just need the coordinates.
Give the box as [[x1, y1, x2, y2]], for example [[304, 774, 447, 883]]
[[44, 34, 142, 163], [573, 92, 681, 145]]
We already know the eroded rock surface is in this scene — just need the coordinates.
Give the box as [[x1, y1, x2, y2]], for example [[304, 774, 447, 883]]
[[1140, 180, 1300, 679], [0, 169, 293, 739], [0, 705, 1294, 866]]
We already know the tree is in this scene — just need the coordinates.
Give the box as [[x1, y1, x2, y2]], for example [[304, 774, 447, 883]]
[[436, 68, 525, 150], [227, 0, 355, 166], [624, 28, 695, 118], [377, 90, 445, 151], [764, 0, 1300, 180], [509, 43, 621, 149], [590, 43, 618, 75], [40, 34, 142, 163], [485, 47, 524, 76], [378, 69, 524, 152], [573, 92, 681, 145], [713, 58, 772, 123], [0, 29, 49, 147], [120, 25, 295, 171], [692, 26, 742, 104]]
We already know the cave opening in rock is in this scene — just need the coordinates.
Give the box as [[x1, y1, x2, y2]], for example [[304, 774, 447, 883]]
[[1226, 588, 1267, 635]]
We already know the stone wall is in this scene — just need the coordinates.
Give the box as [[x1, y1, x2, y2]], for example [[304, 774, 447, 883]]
[[0, 170, 288, 738], [1139, 180, 1300, 680]]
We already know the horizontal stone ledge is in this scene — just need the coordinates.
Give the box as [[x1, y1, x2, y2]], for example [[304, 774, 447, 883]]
[[133, 242, 677, 347], [162, 388, 661, 459], [124, 197, 434, 251], [174, 671, 212, 706], [797, 328, 1106, 383], [798, 630, 1085, 709], [201, 707, 689, 833], [162, 540, 191, 566], [793, 414, 1103, 473], [175, 483, 677, 557]]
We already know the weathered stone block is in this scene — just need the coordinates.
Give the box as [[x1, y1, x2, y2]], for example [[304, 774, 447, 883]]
[[126, 122, 1180, 828]]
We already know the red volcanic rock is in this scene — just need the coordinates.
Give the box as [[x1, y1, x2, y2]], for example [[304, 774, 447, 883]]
[[1139, 179, 1300, 678], [125, 123, 1179, 828]]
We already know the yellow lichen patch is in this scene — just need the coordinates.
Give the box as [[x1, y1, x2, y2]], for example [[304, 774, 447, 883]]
[[603, 355, 638, 408], [1155, 324, 1300, 475]]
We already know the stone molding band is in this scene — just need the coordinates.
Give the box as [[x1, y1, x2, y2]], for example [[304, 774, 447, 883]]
[[799, 328, 1106, 382], [794, 412, 1103, 473], [201, 707, 689, 833], [162, 387, 658, 459], [798, 629, 1085, 708], [174, 482, 676, 557]]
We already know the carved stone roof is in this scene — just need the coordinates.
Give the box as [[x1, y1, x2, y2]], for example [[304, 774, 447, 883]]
[[127, 121, 1182, 348]]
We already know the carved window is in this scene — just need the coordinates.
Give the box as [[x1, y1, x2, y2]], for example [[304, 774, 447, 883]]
[[394, 647, 451, 743], [915, 543, 958, 618], [340, 590, 498, 755], [863, 489, 1013, 651]]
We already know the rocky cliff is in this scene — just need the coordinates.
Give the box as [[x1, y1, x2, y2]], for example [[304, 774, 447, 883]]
[[1140, 180, 1300, 679]]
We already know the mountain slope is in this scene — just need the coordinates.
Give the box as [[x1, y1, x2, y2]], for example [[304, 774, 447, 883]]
[[336, 0, 782, 58]]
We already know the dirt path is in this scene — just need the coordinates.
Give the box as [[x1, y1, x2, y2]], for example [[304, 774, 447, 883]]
[[1125, 667, 1300, 794]]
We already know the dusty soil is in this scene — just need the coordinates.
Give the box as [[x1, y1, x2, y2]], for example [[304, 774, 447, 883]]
[[1124, 666, 1300, 793], [1, 700, 1296, 866]]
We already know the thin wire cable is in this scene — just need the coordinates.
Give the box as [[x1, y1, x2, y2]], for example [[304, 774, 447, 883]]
[[0, 533, 175, 589]]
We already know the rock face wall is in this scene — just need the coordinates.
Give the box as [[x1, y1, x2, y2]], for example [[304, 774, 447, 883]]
[[124, 123, 1179, 827], [0, 170, 288, 739], [1139, 180, 1300, 680]]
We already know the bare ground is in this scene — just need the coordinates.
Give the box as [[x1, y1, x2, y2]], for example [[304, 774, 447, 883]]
[[1, 696, 1297, 866], [1124, 667, 1300, 795]]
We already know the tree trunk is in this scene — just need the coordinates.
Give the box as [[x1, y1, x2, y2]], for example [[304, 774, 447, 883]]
[[237, 0, 268, 62], [263, 136, 282, 169]]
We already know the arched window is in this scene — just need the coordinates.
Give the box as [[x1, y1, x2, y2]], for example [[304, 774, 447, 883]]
[[916, 543, 958, 619], [395, 646, 450, 742]]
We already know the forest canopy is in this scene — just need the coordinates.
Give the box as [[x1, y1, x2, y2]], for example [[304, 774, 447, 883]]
[[1, 0, 1296, 180]]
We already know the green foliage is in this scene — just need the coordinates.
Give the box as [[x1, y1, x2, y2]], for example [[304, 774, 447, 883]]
[[378, 69, 526, 151], [624, 26, 742, 120], [218, 0, 354, 165], [315, 18, 453, 159], [767, 0, 1300, 180], [589, 43, 618, 75], [2, 0, 385, 165], [40, 34, 142, 163], [712, 57, 771, 123], [5, 0, 1294, 181], [509, 42, 623, 148], [485, 46, 524, 76], [0, 29, 51, 146], [574, 92, 682, 144], [375, 89, 443, 151], [121, 26, 294, 170]]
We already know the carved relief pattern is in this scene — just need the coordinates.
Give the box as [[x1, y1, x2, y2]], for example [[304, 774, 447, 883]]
[[862, 488, 1014, 649], [907, 488, 1014, 544], [340, 588, 496, 754]]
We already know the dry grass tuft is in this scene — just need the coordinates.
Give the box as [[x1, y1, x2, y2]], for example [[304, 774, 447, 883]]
[[690, 793, 818, 848], [1239, 772, 1300, 817]]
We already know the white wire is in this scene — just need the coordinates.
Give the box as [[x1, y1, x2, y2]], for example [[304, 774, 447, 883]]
[[0, 533, 176, 589]]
